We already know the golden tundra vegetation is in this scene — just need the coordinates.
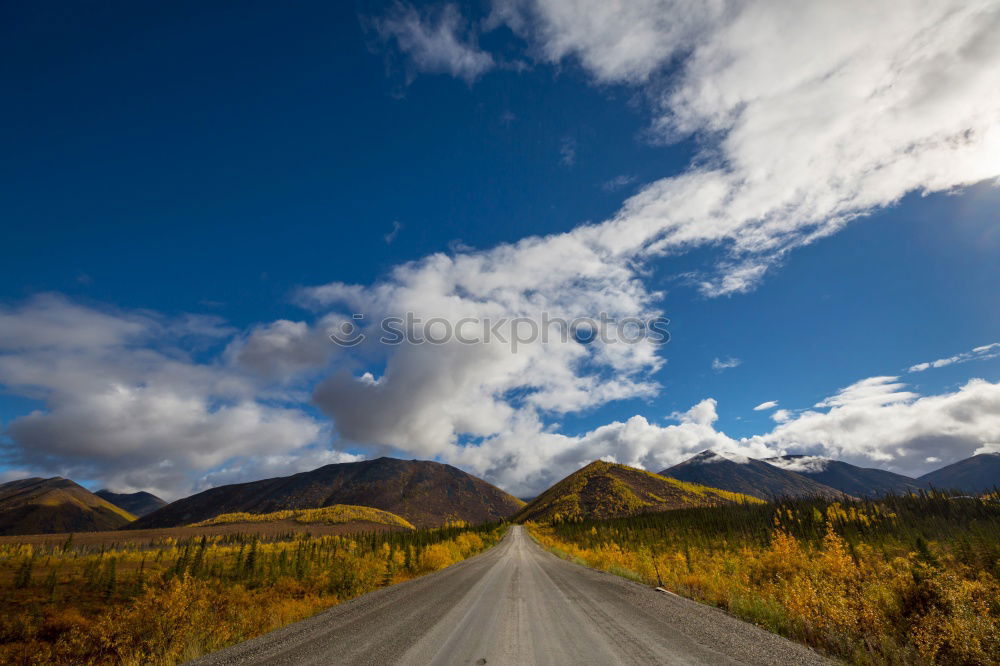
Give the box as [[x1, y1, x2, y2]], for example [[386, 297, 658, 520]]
[[529, 491, 1000, 665], [188, 504, 416, 530], [0, 521, 503, 664]]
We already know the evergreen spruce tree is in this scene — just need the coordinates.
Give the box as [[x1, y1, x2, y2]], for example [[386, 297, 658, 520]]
[[45, 568, 58, 601], [103, 558, 117, 600], [190, 536, 208, 577], [134, 557, 146, 594], [244, 540, 258, 581], [14, 557, 33, 590]]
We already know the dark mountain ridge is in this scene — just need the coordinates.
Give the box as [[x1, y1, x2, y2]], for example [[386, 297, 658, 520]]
[[130, 457, 525, 529], [918, 453, 1000, 494], [659, 450, 846, 500], [95, 489, 167, 517], [763, 455, 922, 497]]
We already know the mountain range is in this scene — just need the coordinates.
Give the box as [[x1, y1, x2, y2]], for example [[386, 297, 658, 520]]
[[0, 477, 136, 535], [130, 457, 525, 529], [763, 455, 923, 497], [659, 451, 846, 500], [0, 452, 995, 536], [662, 450, 1000, 498]]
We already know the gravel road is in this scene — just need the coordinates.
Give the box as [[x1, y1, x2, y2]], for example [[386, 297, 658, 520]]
[[190, 525, 833, 665]]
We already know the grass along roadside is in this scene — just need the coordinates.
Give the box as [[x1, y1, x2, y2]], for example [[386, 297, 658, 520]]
[[527, 493, 1000, 665], [0, 522, 506, 664]]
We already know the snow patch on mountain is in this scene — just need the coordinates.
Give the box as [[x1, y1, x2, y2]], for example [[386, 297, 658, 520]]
[[689, 449, 752, 465], [765, 455, 831, 473]]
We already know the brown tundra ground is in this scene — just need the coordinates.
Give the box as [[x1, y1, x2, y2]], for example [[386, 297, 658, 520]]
[[0, 519, 407, 547]]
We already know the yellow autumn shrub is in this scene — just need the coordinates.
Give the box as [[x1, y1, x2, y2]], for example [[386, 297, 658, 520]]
[[0, 522, 505, 664], [530, 511, 1000, 666]]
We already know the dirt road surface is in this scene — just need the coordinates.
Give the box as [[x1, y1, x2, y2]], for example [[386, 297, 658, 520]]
[[191, 526, 832, 665]]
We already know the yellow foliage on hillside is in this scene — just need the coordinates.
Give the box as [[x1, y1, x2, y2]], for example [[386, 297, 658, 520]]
[[188, 504, 415, 529], [652, 472, 764, 504], [516, 460, 762, 523]]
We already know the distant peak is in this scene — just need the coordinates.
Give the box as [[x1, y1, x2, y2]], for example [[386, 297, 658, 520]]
[[688, 450, 750, 464]]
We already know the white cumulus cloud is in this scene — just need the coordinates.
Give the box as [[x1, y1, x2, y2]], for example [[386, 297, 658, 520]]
[[0, 297, 330, 500], [479, 375, 1000, 495]]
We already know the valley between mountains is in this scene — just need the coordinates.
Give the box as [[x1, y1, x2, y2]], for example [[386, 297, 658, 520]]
[[0, 451, 997, 665]]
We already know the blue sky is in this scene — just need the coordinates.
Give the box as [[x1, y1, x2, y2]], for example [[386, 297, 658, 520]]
[[2, 1, 999, 497]]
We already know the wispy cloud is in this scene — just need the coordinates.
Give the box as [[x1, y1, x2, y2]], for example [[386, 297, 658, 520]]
[[753, 400, 778, 411], [711, 356, 741, 372], [369, 3, 494, 84], [814, 376, 917, 409], [559, 137, 576, 166], [384, 220, 403, 244], [602, 174, 636, 192], [908, 342, 1000, 372]]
